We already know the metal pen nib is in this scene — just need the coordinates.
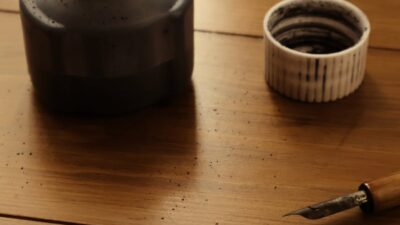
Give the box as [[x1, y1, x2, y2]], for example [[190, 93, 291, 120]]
[[284, 190, 369, 220]]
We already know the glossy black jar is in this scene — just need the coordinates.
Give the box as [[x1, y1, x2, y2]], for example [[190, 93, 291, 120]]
[[20, 0, 194, 114]]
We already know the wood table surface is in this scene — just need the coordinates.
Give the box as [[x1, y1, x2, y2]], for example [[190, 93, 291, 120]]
[[0, 1, 399, 225]]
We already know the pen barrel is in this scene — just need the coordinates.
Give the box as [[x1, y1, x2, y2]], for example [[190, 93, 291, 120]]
[[359, 173, 400, 213]]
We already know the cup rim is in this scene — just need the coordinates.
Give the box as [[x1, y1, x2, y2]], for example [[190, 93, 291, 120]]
[[263, 0, 371, 58]]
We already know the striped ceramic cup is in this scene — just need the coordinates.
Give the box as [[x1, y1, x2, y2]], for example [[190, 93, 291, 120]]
[[263, 0, 371, 102]]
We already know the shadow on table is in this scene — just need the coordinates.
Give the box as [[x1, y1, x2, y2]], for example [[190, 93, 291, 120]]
[[28, 82, 199, 223], [267, 74, 381, 128], [319, 209, 400, 225], [265, 73, 391, 147]]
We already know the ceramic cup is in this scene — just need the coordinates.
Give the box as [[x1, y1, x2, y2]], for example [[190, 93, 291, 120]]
[[263, 0, 371, 102]]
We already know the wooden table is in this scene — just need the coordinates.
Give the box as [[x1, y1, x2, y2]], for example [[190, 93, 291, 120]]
[[0, 1, 399, 224]]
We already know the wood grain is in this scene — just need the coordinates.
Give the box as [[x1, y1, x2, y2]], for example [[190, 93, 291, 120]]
[[0, 218, 48, 225], [196, 0, 400, 50], [1, 0, 400, 50], [0, 11, 399, 225], [0, 0, 18, 13], [0, 12, 27, 76]]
